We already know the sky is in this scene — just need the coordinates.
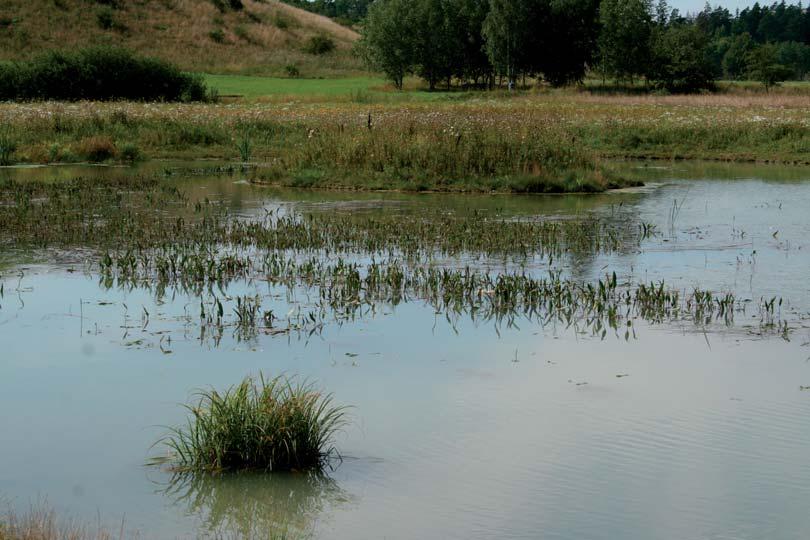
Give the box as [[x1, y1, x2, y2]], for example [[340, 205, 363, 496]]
[[670, 0, 772, 14]]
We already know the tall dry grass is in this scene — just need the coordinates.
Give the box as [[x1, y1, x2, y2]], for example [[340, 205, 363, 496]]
[[0, 506, 117, 540], [0, 0, 362, 76]]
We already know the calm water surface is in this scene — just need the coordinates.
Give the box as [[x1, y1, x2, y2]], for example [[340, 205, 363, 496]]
[[2, 161, 810, 539]]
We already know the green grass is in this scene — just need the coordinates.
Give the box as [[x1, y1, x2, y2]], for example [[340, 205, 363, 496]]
[[204, 74, 386, 99], [203, 74, 482, 102], [154, 374, 348, 473]]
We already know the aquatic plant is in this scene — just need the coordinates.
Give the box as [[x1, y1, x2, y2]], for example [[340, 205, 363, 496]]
[[236, 129, 253, 163], [0, 128, 16, 166], [155, 374, 348, 472]]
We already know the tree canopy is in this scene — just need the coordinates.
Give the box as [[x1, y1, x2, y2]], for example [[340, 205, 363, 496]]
[[357, 0, 810, 92]]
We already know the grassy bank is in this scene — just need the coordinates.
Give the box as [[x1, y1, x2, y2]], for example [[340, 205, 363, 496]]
[[2, 89, 810, 192], [0, 0, 362, 77]]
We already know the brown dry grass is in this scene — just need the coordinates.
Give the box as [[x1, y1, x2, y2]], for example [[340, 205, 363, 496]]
[[571, 91, 810, 109], [0, 506, 117, 540], [0, 0, 362, 76]]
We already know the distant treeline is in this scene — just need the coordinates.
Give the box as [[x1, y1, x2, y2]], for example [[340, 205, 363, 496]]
[[359, 0, 810, 92], [283, 0, 373, 23], [0, 47, 208, 102]]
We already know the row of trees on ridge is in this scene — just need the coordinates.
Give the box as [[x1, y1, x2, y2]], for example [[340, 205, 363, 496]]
[[359, 0, 810, 92]]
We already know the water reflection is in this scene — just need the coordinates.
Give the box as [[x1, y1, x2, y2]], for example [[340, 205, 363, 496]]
[[161, 470, 351, 538]]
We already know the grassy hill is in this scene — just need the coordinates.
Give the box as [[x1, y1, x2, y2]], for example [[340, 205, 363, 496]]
[[0, 0, 362, 77]]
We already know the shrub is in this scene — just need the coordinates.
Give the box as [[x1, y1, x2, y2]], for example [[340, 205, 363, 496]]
[[76, 136, 116, 162], [209, 28, 225, 43], [303, 35, 336, 55], [155, 374, 348, 472], [96, 6, 115, 29], [119, 142, 143, 162], [211, 0, 242, 12], [285, 63, 300, 77], [245, 10, 263, 23], [0, 47, 208, 102], [233, 24, 252, 43], [273, 12, 290, 29]]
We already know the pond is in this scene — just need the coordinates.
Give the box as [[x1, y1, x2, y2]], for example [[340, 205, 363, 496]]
[[1, 161, 810, 539]]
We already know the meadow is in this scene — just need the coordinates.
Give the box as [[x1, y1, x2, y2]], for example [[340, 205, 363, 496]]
[[2, 79, 810, 193]]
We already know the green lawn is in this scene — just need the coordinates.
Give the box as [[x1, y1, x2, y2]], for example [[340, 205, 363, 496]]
[[202, 74, 484, 102], [204, 74, 388, 99]]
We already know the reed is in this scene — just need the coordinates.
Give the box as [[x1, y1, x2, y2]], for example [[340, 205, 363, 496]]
[[0, 505, 114, 540], [155, 374, 348, 473], [0, 128, 15, 166]]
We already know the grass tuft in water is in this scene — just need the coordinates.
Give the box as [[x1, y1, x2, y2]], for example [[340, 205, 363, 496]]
[[155, 374, 348, 473]]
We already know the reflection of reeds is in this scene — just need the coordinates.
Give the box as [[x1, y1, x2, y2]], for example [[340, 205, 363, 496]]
[[153, 374, 348, 473], [159, 469, 349, 539]]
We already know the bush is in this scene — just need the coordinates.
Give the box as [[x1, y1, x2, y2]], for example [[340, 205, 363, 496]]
[[211, 0, 242, 11], [209, 28, 225, 43], [303, 35, 336, 55], [233, 24, 252, 42], [119, 142, 143, 162], [0, 47, 208, 102], [285, 63, 300, 77], [273, 12, 290, 29], [155, 374, 348, 472], [96, 6, 115, 29]]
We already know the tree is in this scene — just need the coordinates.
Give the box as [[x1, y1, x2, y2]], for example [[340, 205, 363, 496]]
[[539, 0, 601, 86], [359, 0, 418, 89], [747, 43, 793, 91], [647, 24, 716, 92], [446, 0, 492, 86], [775, 41, 810, 80], [598, 0, 654, 84], [413, 0, 454, 90], [483, 0, 599, 89], [722, 32, 754, 79], [483, 0, 535, 89]]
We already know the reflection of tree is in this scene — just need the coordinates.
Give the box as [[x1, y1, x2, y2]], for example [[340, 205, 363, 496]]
[[160, 470, 351, 538]]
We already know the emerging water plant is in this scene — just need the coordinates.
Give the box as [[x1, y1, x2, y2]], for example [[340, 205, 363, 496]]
[[155, 374, 348, 473], [0, 128, 16, 166], [236, 128, 253, 163]]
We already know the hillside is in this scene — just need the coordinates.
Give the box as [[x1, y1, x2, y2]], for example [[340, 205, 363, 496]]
[[0, 0, 362, 76]]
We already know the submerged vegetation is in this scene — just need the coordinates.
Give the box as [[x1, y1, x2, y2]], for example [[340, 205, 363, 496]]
[[0, 174, 792, 341], [155, 374, 348, 473]]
